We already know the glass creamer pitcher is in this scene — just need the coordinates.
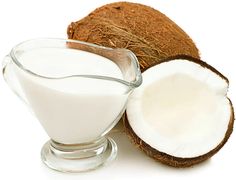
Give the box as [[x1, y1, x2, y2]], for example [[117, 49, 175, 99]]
[[2, 38, 142, 172]]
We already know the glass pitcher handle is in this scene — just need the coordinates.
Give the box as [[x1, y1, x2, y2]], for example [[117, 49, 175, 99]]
[[2, 55, 29, 105]]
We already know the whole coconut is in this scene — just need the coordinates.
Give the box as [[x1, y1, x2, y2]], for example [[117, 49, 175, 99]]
[[67, 1, 200, 71]]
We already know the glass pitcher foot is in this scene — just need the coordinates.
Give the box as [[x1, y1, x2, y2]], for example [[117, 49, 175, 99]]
[[41, 137, 117, 173]]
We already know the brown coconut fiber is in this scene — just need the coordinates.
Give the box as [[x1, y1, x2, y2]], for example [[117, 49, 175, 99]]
[[67, 1, 200, 71]]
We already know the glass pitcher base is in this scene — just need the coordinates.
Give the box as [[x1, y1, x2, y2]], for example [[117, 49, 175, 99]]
[[41, 137, 117, 173]]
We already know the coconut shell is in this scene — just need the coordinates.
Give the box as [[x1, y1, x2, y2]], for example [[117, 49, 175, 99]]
[[124, 55, 234, 167], [67, 1, 200, 71]]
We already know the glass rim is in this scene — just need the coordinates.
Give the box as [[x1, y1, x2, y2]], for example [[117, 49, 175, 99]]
[[10, 38, 142, 88]]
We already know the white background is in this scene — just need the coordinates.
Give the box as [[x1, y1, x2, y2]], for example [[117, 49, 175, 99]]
[[0, 0, 236, 179]]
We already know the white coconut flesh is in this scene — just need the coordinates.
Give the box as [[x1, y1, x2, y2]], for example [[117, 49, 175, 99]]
[[126, 59, 231, 158]]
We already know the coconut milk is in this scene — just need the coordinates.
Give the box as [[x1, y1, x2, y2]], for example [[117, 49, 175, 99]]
[[14, 48, 128, 144]]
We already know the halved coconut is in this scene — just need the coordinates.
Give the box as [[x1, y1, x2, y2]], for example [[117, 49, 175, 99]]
[[124, 55, 234, 167]]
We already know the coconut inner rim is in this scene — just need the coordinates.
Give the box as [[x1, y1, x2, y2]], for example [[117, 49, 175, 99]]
[[127, 59, 231, 158]]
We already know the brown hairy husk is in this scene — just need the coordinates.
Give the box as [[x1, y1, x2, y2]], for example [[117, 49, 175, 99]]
[[67, 1, 200, 71]]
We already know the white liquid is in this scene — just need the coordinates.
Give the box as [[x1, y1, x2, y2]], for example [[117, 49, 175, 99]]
[[14, 48, 128, 144]]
